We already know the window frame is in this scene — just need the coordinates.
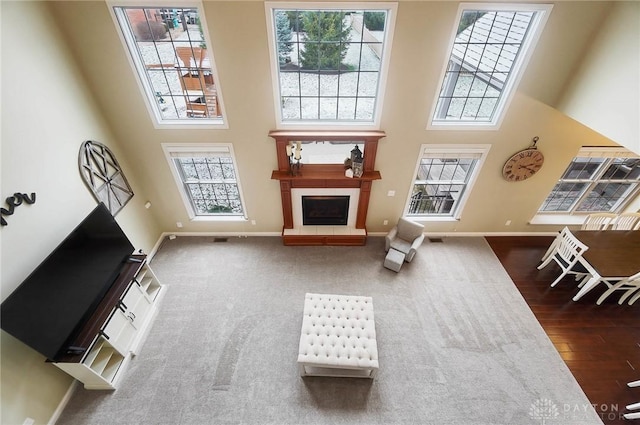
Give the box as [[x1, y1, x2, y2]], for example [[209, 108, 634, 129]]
[[108, 1, 227, 129], [427, 2, 552, 130], [264, 1, 398, 130], [535, 147, 640, 221], [162, 143, 247, 221], [403, 144, 491, 221]]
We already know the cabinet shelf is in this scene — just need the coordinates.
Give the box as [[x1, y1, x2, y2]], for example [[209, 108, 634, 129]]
[[102, 351, 123, 383], [146, 281, 162, 301], [90, 344, 118, 376], [83, 338, 105, 367], [53, 256, 163, 390], [137, 264, 162, 301], [139, 276, 153, 292], [136, 269, 148, 284]]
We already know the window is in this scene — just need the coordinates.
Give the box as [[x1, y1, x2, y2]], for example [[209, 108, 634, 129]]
[[162, 144, 246, 219], [111, 4, 225, 127], [539, 148, 640, 214], [405, 145, 490, 219], [430, 3, 551, 128], [265, 2, 397, 127]]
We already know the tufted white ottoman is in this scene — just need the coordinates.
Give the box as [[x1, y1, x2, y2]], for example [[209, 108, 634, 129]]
[[297, 293, 378, 378]]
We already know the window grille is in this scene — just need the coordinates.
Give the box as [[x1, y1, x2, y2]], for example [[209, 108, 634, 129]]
[[539, 148, 640, 213], [163, 144, 245, 218], [266, 3, 396, 127], [406, 145, 490, 218], [112, 5, 224, 126], [431, 4, 551, 127]]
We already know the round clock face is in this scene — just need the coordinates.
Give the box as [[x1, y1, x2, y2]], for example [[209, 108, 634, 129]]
[[502, 148, 544, 182]]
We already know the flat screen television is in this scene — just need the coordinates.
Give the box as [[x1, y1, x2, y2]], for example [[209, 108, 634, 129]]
[[1, 203, 134, 360]]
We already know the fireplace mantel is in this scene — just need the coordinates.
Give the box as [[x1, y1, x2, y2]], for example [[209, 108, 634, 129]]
[[269, 130, 384, 246]]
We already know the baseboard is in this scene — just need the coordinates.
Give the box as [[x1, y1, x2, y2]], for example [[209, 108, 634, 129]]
[[149, 232, 282, 260], [368, 231, 558, 237], [48, 380, 79, 425], [148, 231, 558, 256], [424, 231, 559, 237]]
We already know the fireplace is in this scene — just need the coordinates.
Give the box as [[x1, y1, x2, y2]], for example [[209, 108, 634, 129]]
[[269, 130, 384, 245], [291, 188, 360, 228], [302, 196, 350, 226]]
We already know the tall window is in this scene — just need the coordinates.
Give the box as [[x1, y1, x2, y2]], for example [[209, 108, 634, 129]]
[[430, 3, 551, 127], [406, 145, 490, 219], [111, 5, 225, 126], [162, 144, 245, 219], [539, 148, 640, 213], [266, 2, 397, 127]]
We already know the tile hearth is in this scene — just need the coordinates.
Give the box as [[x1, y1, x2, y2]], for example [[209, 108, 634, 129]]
[[283, 226, 367, 236]]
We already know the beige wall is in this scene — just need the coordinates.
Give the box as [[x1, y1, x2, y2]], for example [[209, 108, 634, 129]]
[[557, 1, 640, 155], [1, 2, 161, 424], [49, 1, 627, 236]]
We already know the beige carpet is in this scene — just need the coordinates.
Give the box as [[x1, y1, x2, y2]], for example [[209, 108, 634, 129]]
[[57, 236, 603, 425]]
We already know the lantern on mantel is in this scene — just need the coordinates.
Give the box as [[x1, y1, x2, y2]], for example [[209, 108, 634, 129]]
[[351, 145, 364, 178], [350, 145, 363, 164]]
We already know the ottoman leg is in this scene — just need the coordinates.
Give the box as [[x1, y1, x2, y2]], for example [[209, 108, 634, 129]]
[[299, 363, 308, 377]]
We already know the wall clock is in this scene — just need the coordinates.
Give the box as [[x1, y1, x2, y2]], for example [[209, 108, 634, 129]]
[[78, 140, 134, 216], [502, 137, 544, 182]]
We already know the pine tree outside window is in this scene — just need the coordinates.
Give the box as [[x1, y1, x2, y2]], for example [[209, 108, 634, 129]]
[[266, 2, 397, 128]]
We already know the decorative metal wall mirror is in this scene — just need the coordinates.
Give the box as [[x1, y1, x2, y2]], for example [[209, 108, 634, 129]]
[[79, 140, 133, 216]]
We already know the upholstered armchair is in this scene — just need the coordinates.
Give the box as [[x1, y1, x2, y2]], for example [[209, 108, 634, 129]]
[[384, 218, 425, 263]]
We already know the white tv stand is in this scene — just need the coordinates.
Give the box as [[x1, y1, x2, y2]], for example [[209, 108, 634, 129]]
[[52, 255, 163, 390]]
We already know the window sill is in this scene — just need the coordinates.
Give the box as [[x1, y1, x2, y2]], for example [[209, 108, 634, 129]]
[[529, 214, 587, 226], [406, 216, 459, 223], [427, 121, 499, 131], [153, 120, 228, 130], [190, 216, 247, 222]]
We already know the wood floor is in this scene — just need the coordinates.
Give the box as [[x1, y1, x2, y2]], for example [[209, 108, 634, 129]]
[[486, 236, 640, 424]]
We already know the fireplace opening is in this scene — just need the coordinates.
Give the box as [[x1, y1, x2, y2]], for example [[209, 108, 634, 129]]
[[302, 196, 350, 226]]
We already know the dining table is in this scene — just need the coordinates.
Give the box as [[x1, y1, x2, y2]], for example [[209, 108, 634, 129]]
[[570, 230, 640, 301]]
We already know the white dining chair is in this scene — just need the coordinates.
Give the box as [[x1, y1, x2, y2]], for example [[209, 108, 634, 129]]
[[625, 381, 640, 420], [611, 212, 640, 230], [537, 227, 591, 287], [595, 271, 640, 305], [627, 286, 640, 305], [539, 231, 562, 263], [625, 407, 640, 420], [581, 213, 617, 230]]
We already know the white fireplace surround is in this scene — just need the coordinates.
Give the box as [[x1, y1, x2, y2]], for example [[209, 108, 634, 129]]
[[291, 188, 360, 228]]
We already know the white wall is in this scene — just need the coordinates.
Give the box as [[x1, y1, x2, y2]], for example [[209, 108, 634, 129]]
[[557, 2, 640, 155], [1, 2, 161, 424]]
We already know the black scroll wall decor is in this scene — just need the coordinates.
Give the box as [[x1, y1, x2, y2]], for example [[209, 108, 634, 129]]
[[1, 192, 36, 226]]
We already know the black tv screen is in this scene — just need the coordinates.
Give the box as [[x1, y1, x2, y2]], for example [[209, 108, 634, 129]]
[[1, 203, 134, 360]]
